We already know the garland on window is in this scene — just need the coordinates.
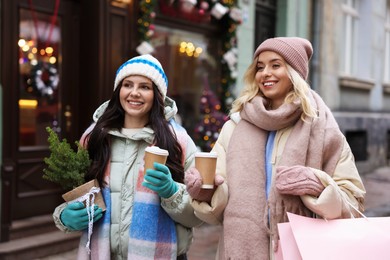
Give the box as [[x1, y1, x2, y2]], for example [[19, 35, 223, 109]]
[[137, 0, 242, 112], [137, 0, 157, 54]]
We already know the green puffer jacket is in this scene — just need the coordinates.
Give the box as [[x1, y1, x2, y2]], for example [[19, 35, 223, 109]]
[[53, 97, 202, 258]]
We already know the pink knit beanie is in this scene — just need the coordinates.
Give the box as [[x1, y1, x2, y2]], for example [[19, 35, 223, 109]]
[[253, 37, 313, 80]]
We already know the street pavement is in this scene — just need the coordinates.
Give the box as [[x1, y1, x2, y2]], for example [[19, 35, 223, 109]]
[[359, 166, 390, 217], [35, 166, 390, 259]]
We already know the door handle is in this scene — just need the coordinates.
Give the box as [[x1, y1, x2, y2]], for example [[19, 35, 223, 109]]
[[64, 105, 72, 132]]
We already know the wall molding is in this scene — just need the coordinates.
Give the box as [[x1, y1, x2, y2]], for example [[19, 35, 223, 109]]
[[339, 76, 375, 91]]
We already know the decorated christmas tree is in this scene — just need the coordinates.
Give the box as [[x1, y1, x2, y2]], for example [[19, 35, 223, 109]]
[[194, 75, 228, 152]]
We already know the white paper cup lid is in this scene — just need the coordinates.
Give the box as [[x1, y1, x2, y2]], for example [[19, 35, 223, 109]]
[[195, 152, 217, 158], [145, 146, 169, 156]]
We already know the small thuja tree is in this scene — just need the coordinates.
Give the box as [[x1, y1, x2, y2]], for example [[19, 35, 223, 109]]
[[43, 127, 91, 191]]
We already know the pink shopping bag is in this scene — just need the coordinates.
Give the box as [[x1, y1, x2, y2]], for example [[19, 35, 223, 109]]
[[275, 221, 302, 260], [277, 212, 390, 260]]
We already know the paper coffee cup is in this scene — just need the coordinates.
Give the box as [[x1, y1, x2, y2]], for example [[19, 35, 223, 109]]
[[144, 146, 169, 170], [195, 152, 217, 189]]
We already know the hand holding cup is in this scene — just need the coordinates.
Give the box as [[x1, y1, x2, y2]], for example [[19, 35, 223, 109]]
[[195, 152, 218, 189], [185, 167, 224, 203], [144, 146, 169, 170]]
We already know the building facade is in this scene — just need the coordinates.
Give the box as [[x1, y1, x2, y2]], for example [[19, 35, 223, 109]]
[[310, 0, 390, 174]]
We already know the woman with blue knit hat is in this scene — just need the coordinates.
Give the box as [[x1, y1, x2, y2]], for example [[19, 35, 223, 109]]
[[184, 37, 366, 259], [52, 54, 202, 259]]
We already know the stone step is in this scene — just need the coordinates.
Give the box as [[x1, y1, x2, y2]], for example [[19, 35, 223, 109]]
[[0, 230, 80, 260], [0, 214, 80, 259], [9, 214, 57, 240]]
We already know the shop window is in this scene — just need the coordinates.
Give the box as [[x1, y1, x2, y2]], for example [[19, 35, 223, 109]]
[[18, 5, 61, 148], [146, 2, 241, 151], [152, 25, 225, 151], [346, 130, 367, 161]]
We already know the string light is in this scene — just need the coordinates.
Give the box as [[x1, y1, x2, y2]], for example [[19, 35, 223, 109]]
[[179, 41, 203, 58], [18, 39, 26, 47]]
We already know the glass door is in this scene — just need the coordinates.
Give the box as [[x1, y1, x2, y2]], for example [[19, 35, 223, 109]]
[[1, 0, 80, 230], [18, 6, 62, 148]]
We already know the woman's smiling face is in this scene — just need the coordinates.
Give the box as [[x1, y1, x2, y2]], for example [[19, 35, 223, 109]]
[[255, 51, 293, 109], [119, 75, 154, 128]]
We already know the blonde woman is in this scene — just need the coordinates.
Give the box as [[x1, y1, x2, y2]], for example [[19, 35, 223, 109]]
[[185, 37, 366, 259]]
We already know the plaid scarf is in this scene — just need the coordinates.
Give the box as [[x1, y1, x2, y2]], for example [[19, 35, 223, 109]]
[[76, 164, 177, 259], [127, 166, 177, 259]]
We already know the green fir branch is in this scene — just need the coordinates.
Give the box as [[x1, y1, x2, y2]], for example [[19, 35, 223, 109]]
[[43, 127, 91, 191]]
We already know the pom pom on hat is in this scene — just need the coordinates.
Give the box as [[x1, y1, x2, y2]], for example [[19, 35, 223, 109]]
[[253, 37, 313, 80], [114, 54, 168, 99]]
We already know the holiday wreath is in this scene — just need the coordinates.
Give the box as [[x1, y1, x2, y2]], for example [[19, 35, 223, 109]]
[[30, 61, 59, 97]]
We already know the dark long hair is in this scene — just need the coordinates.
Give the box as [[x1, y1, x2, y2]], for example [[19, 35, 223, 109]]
[[84, 83, 184, 187]]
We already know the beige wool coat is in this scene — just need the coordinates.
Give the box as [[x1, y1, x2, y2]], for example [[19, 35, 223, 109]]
[[191, 113, 366, 259]]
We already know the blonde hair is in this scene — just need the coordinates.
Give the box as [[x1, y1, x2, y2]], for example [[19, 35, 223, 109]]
[[230, 59, 317, 121], [285, 64, 317, 120], [230, 59, 259, 114]]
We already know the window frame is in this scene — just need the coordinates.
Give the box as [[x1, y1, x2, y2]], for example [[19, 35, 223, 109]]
[[341, 0, 359, 76], [384, 3, 390, 83]]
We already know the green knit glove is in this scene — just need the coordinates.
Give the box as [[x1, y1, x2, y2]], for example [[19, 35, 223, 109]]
[[142, 163, 179, 198], [60, 202, 103, 231]]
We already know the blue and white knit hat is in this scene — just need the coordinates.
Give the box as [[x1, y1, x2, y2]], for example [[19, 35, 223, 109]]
[[114, 54, 168, 99]]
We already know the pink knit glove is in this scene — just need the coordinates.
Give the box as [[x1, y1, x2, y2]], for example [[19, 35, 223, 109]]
[[275, 165, 325, 197], [184, 168, 224, 203]]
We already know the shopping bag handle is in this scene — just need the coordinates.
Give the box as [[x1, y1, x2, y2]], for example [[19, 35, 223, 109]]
[[328, 180, 367, 220], [345, 199, 367, 219]]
